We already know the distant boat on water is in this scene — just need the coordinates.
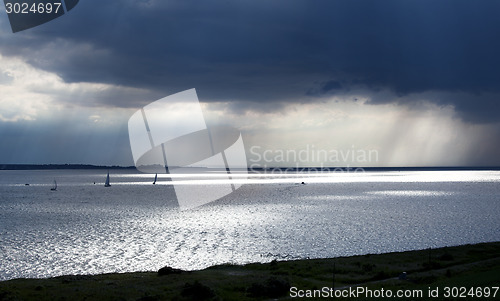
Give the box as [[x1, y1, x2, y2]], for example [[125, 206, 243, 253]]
[[50, 179, 57, 191], [104, 171, 111, 187], [153, 173, 157, 185]]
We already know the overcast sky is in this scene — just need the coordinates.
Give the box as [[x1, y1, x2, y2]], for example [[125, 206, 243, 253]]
[[1, 0, 499, 167]]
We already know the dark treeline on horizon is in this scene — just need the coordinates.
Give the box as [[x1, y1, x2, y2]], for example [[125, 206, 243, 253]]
[[1, 164, 499, 171], [0, 164, 136, 170]]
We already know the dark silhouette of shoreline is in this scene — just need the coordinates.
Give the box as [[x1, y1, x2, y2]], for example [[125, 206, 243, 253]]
[[1, 164, 499, 171], [0, 164, 136, 170]]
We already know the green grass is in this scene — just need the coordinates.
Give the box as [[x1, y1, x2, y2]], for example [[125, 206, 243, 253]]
[[1, 242, 499, 300]]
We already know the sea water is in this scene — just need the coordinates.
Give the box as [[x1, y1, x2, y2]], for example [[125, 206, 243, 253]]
[[0, 169, 499, 280]]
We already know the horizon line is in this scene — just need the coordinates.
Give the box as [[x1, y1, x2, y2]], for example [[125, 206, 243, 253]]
[[1, 164, 500, 171]]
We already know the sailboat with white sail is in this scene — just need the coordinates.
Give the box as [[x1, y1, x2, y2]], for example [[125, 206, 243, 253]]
[[104, 171, 111, 187]]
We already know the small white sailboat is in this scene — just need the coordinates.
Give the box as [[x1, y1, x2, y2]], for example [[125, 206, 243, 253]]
[[153, 173, 157, 185], [50, 179, 57, 191], [104, 171, 111, 187]]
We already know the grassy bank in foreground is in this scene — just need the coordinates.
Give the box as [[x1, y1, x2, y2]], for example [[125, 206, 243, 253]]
[[1, 242, 499, 301]]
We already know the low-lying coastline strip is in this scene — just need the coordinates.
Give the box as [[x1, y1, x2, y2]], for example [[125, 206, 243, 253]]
[[1, 241, 499, 300]]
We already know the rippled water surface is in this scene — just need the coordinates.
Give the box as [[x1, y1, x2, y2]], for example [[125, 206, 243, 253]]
[[0, 169, 499, 280]]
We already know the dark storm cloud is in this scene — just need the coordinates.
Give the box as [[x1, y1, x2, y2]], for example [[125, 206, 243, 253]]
[[306, 80, 344, 96], [2, 0, 500, 121]]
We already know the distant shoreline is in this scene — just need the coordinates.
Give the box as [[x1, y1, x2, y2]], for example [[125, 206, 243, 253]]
[[1, 164, 500, 171], [0, 164, 136, 170]]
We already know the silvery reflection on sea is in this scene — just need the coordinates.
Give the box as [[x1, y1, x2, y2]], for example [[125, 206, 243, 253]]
[[0, 169, 499, 280]]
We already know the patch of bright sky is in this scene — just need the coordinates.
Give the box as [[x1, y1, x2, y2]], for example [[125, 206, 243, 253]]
[[203, 98, 483, 167], [0, 53, 148, 123]]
